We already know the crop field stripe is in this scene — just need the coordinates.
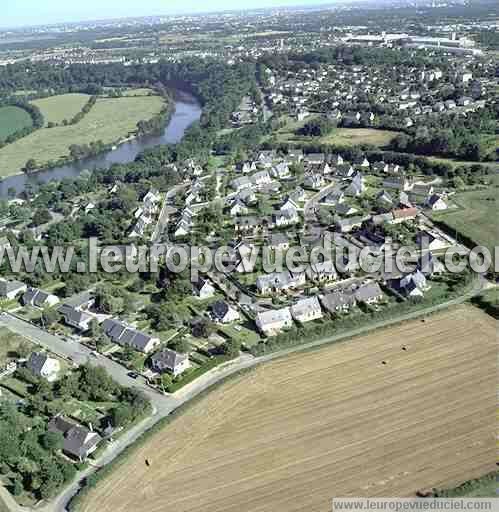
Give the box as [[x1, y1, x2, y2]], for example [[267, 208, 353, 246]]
[[78, 306, 497, 512]]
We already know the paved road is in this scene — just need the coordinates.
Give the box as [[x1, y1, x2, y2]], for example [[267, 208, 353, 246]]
[[0, 276, 491, 512], [0, 313, 176, 412]]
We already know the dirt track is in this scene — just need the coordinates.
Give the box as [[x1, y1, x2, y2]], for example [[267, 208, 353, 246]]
[[79, 305, 497, 512]]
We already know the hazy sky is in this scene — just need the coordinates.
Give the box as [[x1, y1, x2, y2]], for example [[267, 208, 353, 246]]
[[2, 0, 338, 29]]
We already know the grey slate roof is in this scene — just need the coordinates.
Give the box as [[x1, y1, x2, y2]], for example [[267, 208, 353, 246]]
[[151, 348, 188, 373], [48, 416, 101, 460]]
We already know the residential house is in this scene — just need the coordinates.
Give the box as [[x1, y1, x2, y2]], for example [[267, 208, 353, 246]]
[[255, 307, 293, 336], [234, 216, 262, 235], [391, 207, 418, 224], [101, 319, 160, 354], [231, 176, 252, 192], [256, 271, 305, 295], [416, 230, 450, 251], [151, 348, 189, 377], [250, 170, 272, 187], [272, 209, 300, 227], [290, 297, 323, 323], [271, 162, 291, 180], [426, 194, 447, 211], [303, 173, 325, 190], [58, 304, 94, 331], [21, 288, 60, 308], [336, 216, 364, 233], [306, 259, 338, 283], [320, 291, 356, 314], [390, 270, 430, 298], [48, 416, 102, 462], [376, 190, 394, 209], [372, 212, 394, 226], [304, 153, 325, 166], [346, 172, 365, 197], [336, 204, 358, 216], [229, 200, 249, 217], [192, 277, 216, 299], [382, 176, 412, 191], [0, 279, 26, 301], [26, 352, 60, 382], [210, 300, 240, 324], [354, 282, 384, 304], [269, 233, 291, 251]]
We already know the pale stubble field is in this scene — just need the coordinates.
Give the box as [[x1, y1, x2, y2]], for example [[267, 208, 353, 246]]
[[79, 305, 497, 512]]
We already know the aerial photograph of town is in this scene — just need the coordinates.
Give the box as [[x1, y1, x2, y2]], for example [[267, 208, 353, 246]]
[[0, 0, 497, 511]]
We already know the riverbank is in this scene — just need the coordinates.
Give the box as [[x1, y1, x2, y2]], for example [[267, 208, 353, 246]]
[[0, 92, 169, 179], [0, 88, 202, 197]]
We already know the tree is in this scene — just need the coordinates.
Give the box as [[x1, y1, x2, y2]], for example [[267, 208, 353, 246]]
[[161, 373, 172, 390], [109, 405, 133, 427], [31, 208, 52, 227], [222, 338, 241, 358], [11, 477, 23, 496], [41, 308, 60, 328], [40, 431, 63, 452], [23, 159, 37, 174], [16, 341, 32, 359]]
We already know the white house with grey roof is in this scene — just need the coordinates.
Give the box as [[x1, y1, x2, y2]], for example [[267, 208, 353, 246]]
[[48, 416, 102, 461], [151, 348, 189, 377], [58, 304, 94, 331], [22, 288, 60, 308], [255, 307, 293, 336], [290, 297, 323, 323], [354, 282, 384, 304], [320, 291, 357, 314], [26, 352, 60, 382]]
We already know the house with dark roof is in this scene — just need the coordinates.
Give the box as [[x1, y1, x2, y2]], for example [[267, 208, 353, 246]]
[[26, 352, 60, 382], [101, 319, 160, 354], [58, 304, 94, 331], [210, 300, 240, 324], [320, 291, 356, 314], [48, 416, 102, 461], [21, 288, 60, 308], [354, 283, 384, 304], [150, 348, 189, 377]]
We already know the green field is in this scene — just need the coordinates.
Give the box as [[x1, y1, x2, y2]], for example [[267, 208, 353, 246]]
[[0, 106, 33, 142], [31, 93, 91, 125], [319, 128, 399, 147], [274, 117, 399, 148], [432, 177, 499, 253], [0, 94, 166, 176]]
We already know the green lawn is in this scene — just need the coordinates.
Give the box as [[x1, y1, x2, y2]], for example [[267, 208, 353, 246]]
[[434, 472, 498, 497], [0, 327, 35, 366], [0, 105, 33, 142], [0, 94, 166, 177], [32, 93, 91, 125], [431, 183, 499, 253]]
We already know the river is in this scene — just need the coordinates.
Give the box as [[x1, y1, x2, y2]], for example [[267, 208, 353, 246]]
[[0, 88, 202, 197]]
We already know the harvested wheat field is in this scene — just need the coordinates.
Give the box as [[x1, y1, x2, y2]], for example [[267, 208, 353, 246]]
[[79, 305, 497, 512]]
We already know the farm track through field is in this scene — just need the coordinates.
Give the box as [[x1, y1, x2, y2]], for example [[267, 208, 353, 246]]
[[78, 305, 497, 512]]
